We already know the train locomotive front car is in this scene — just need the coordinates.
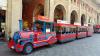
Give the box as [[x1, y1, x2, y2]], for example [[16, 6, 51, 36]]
[[8, 16, 57, 54], [8, 31, 34, 53]]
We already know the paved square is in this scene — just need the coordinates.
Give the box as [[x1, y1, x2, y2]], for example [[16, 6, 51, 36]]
[[0, 34, 100, 56]]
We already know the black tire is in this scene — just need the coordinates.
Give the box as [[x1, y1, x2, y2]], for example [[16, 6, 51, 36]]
[[23, 43, 33, 54]]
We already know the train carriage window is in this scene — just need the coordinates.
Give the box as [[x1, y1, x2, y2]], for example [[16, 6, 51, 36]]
[[80, 28, 82, 32], [70, 27, 76, 33], [73, 28, 76, 33], [66, 27, 70, 34], [77, 27, 80, 32], [62, 27, 66, 34], [79, 28, 80, 32], [82, 28, 86, 32], [56, 26, 62, 34], [68, 27, 72, 33], [84, 28, 85, 32], [70, 28, 73, 33], [85, 28, 87, 32], [82, 28, 84, 32], [46, 23, 51, 32], [34, 21, 43, 32], [81, 28, 82, 32], [52, 24, 55, 32], [81, 28, 83, 32]]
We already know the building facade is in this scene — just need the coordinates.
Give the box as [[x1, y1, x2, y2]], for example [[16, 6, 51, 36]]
[[6, 0, 100, 37]]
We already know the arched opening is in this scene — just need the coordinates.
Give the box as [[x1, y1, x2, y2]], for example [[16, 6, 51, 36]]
[[33, 4, 44, 16], [70, 10, 78, 24], [54, 5, 66, 22], [81, 14, 86, 26], [0, 9, 6, 38], [22, 0, 44, 30]]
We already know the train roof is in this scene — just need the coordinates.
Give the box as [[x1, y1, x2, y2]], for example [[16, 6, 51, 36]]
[[35, 15, 52, 23], [55, 23, 76, 27], [95, 25, 100, 28]]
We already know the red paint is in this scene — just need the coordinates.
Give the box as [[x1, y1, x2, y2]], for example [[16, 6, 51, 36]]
[[15, 44, 24, 52], [8, 39, 14, 48]]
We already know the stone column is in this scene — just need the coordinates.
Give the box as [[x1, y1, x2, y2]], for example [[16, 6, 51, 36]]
[[99, 14, 100, 24], [44, 0, 50, 18], [6, 0, 22, 37], [44, 0, 54, 22], [97, 13, 100, 24], [67, 0, 71, 23]]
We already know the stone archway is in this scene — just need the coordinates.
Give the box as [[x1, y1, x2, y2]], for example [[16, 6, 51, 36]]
[[70, 10, 78, 24], [33, 4, 44, 16], [22, 0, 44, 30], [81, 14, 86, 26], [6, 0, 23, 37], [54, 4, 66, 22], [6, 0, 49, 37]]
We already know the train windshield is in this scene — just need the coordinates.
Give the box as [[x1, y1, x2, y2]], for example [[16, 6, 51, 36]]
[[34, 20, 53, 33], [34, 21, 44, 32], [46, 23, 52, 32]]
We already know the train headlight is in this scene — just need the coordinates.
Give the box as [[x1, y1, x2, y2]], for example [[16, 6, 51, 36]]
[[18, 39, 23, 45], [18, 39, 21, 43], [11, 46, 14, 49]]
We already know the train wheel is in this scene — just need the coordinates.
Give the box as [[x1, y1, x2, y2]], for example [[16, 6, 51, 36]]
[[23, 43, 33, 54]]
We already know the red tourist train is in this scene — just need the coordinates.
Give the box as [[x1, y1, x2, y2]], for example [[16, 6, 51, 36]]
[[8, 16, 93, 54], [55, 22, 77, 43], [94, 25, 100, 33]]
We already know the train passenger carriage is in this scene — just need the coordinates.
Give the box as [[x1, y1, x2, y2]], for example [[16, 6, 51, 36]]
[[8, 17, 93, 54], [86, 24, 93, 37], [55, 20, 76, 43], [75, 23, 87, 39], [94, 25, 100, 33]]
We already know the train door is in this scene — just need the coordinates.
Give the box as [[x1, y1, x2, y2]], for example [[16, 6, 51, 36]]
[[55, 24, 66, 42], [55, 25, 63, 42]]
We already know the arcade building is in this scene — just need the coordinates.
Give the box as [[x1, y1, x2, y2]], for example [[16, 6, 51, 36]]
[[1, 0, 100, 39]]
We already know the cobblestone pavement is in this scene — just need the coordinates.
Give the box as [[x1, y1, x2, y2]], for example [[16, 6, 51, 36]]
[[0, 34, 100, 56]]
